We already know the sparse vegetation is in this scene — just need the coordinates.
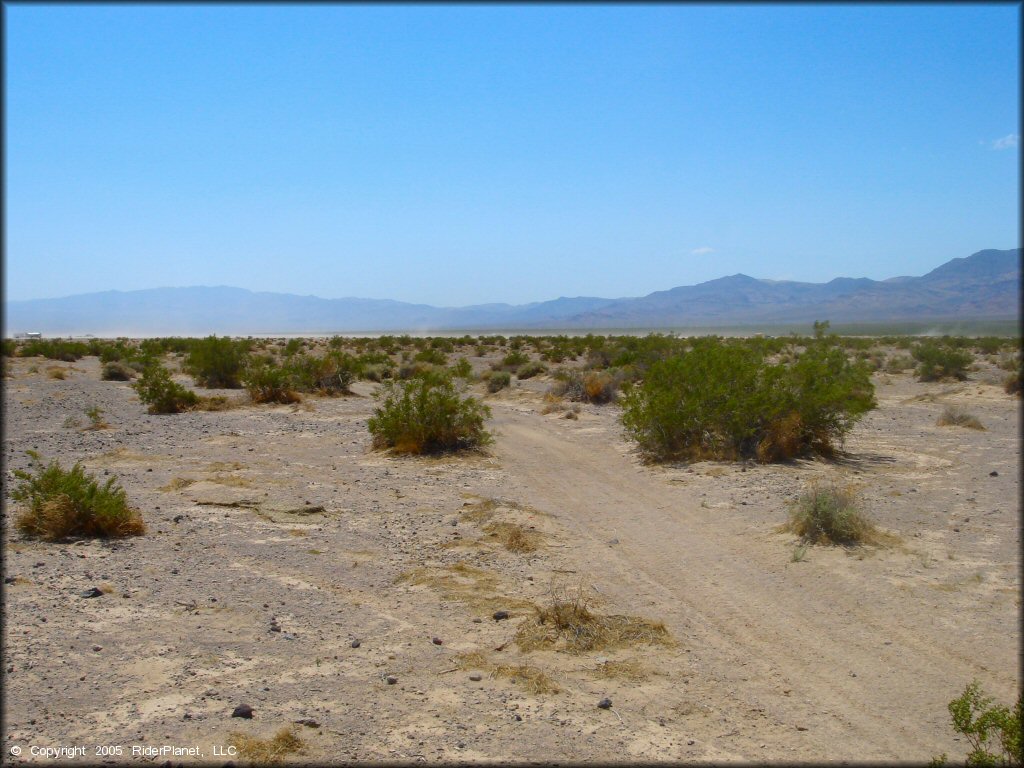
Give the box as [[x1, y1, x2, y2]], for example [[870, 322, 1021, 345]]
[[620, 338, 876, 463], [937, 406, 985, 430], [783, 482, 882, 546], [368, 372, 492, 454], [932, 681, 1022, 767], [101, 360, 135, 381], [11, 451, 145, 540], [550, 369, 621, 404], [483, 521, 540, 553], [184, 335, 250, 388], [227, 727, 304, 765], [487, 370, 511, 393], [132, 364, 199, 414], [912, 340, 973, 382], [515, 585, 672, 654]]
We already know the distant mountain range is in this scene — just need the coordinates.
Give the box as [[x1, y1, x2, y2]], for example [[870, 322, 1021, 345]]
[[5, 248, 1019, 336]]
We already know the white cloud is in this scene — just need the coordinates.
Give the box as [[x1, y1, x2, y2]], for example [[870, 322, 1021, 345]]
[[991, 133, 1019, 150], [690, 246, 715, 255]]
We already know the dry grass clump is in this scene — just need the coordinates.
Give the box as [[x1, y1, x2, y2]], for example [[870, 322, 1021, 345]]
[[515, 588, 672, 655], [46, 366, 67, 380], [227, 727, 304, 765], [936, 405, 985, 430], [453, 653, 560, 694], [397, 562, 533, 614], [592, 659, 651, 681], [782, 482, 891, 546], [483, 521, 541, 553], [159, 477, 196, 492]]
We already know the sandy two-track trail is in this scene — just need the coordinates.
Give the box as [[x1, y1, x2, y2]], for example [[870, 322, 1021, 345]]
[[2, 352, 1019, 764]]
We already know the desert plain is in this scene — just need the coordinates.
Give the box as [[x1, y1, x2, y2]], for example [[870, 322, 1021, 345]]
[[2, 338, 1020, 765]]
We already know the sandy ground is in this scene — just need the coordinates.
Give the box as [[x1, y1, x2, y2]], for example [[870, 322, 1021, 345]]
[[2, 350, 1019, 764]]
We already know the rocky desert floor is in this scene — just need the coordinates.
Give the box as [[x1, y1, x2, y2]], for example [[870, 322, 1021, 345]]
[[2, 347, 1020, 765]]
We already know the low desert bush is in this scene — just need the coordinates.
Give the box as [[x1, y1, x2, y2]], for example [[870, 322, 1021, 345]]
[[487, 370, 512, 393], [620, 339, 875, 462], [184, 335, 250, 388], [515, 586, 671, 654], [46, 366, 67, 380], [516, 361, 547, 379], [932, 681, 1022, 767], [884, 354, 915, 373], [494, 350, 530, 372], [368, 372, 492, 454], [289, 350, 360, 395], [1004, 370, 1022, 396], [912, 341, 972, 382], [550, 369, 621, 404], [783, 482, 878, 546], [11, 451, 145, 540], [241, 360, 302, 404], [101, 361, 135, 381], [937, 406, 985, 430], [413, 347, 448, 366], [132, 364, 199, 414]]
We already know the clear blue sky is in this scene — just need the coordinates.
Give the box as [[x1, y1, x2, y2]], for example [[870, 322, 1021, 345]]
[[5, 3, 1020, 305]]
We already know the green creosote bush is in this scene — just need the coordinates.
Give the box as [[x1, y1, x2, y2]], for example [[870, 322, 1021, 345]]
[[289, 350, 361, 395], [931, 681, 1022, 767], [184, 335, 251, 388], [450, 357, 474, 380], [620, 338, 875, 463], [516, 361, 547, 379], [368, 371, 492, 454], [101, 360, 135, 381], [413, 347, 449, 366], [487, 370, 512, 393], [241, 359, 302, 404], [911, 340, 973, 382], [132, 363, 199, 414], [12, 451, 145, 540]]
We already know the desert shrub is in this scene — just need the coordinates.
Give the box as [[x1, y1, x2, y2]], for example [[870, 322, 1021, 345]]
[[937, 406, 985, 430], [368, 372, 492, 454], [18, 338, 90, 361], [912, 341, 973, 382], [11, 451, 145, 540], [884, 354, 915, 373], [46, 366, 67, 379], [494, 350, 530, 372], [1004, 370, 1022, 396], [101, 361, 135, 381], [449, 357, 474, 380], [783, 482, 877, 545], [620, 339, 875, 462], [242, 359, 301, 404], [516, 361, 547, 379], [932, 681, 1022, 767], [414, 347, 448, 366], [2, 339, 16, 357], [184, 335, 250, 388], [132, 364, 199, 414], [289, 351, 360, 395], [487, 370, 512, 393], [549, 369, 621, 404]]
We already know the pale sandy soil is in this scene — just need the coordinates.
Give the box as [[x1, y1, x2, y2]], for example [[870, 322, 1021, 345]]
[[2, 349, 1019, 764]]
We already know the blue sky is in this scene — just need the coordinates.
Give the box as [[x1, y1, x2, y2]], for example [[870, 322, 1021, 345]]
[[5, 4, 1020, 305]]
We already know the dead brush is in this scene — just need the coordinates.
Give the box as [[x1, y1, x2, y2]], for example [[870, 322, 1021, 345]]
[[46, 366, 67, 380], [483, 521, 541, 553], [515, 585, 672, 655], [227, 727, 304, 765], [936, 405, 985, 430], [781, 481, 895, 546], [397, 562, 534, 615], [592, 659, 651, 681], [453, 652, 560, 694]]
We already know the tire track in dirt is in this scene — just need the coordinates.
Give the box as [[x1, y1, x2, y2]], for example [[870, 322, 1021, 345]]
[[489, 404, 997, 761]]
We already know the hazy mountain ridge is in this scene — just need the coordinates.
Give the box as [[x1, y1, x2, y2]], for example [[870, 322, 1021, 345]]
[[5, 248, 1019, 335]]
